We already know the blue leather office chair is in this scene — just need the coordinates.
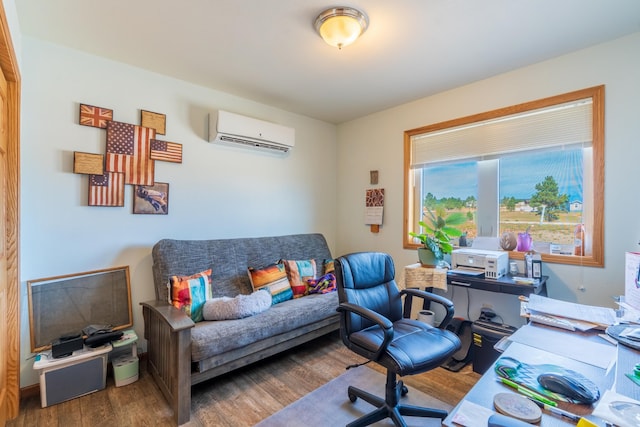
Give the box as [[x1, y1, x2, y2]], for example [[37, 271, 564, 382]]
[[335, 252, 461, 427]]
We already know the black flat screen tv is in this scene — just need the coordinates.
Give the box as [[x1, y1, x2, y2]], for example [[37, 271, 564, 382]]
[[27, 266, 133, 352]]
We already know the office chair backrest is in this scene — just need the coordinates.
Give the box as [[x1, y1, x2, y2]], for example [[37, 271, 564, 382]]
[[335, 252, 403, 334]]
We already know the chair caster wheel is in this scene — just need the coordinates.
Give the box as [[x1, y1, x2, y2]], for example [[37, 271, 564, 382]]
[[401, 385, 408, 396], [348, 392, 357, 403]]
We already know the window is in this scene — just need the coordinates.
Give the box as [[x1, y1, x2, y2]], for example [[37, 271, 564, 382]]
[[404, 86, 604, 267]]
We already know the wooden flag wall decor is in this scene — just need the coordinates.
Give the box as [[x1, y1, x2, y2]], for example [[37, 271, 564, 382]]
[[150, 139, 182, 163], [141, 110, 166, 135], [88, 172, 125, 207], [79, 103, 113, 128], [105, 120, 155, 186], [76, 103, 183, 211], [73, 152, 104, 175]]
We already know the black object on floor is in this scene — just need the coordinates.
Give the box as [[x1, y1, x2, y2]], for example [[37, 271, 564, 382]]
[[441, 317, 473, 372]]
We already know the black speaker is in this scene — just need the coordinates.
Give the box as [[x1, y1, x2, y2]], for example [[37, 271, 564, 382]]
[[51, 335, 84, 358], [84, 331, 123, 348]]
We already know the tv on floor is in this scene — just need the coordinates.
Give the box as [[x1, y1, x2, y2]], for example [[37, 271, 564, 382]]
[[27, 266, 133, 353]]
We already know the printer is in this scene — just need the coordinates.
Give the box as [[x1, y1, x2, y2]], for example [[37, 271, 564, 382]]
[[451, 248, 509, 279]]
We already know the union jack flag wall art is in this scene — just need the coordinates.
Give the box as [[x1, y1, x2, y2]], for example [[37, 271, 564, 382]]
[[79, 103, 113, 129]]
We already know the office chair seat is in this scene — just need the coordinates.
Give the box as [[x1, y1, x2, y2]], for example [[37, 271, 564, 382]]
[[350, 318, 460, 376], [335, 252, 462, 427]]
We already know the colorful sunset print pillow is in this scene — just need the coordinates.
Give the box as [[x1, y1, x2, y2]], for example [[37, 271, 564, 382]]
[[168, 269, 213, 322], [247, 263, 293, 304]]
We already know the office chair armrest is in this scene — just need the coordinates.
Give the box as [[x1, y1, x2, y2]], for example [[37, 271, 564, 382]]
[[401, 288, 455, 329], [337, 302, 394, 360]]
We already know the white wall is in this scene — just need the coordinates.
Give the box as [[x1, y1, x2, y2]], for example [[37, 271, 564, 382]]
[[336, 32, 640, 327], [18, 37, 338, 386]]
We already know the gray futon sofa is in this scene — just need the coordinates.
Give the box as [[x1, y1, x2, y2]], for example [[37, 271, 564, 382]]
[[141, 233, 339, 425]]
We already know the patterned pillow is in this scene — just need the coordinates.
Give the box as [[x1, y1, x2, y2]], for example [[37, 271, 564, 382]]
[[168, 269, 213, 322], [323, 259, 335, 275], [247, 263, 293, 304], [281, 259, 317, 298], [308, 273, 337, 294]]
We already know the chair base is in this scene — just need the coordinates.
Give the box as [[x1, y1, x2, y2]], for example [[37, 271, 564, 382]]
[[346, 370, 448, 427]]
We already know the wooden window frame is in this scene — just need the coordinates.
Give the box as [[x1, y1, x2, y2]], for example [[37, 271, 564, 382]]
[[403, 85, 605, 267]]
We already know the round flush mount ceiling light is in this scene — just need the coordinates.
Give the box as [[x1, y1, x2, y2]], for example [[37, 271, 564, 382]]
[[314, 7, 369, 49]]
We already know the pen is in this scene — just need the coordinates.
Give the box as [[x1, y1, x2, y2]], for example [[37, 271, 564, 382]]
[[497, 377, 558, 407], [526, 397, 581, 422]]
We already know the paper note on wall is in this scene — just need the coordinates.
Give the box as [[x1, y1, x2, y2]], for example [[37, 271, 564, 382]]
[[365, 188, 384, 225]]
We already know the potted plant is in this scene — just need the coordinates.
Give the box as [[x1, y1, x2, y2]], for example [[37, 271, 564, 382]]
[[410, 207, 466, 267]]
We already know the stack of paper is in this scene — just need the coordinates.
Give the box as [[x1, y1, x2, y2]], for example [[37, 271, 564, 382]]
[[522, 294, 617, 331]]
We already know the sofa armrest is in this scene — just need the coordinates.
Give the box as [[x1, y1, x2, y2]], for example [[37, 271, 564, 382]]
[[140, 300, 194, 425], [140, 299, 195, 332]]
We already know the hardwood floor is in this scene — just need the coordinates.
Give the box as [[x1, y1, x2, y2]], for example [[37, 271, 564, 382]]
[[7, 331, 480, 426]]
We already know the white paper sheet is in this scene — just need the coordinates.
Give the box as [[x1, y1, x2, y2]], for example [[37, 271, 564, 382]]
[[527, 294, 617, 326], [364, 206, 383, 225], [507, 324, 616, 369], [451, 400, 494, 427]]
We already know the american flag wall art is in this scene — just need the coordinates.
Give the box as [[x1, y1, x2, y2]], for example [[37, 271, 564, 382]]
[[88, 172, 125, 207], [105, 121, 155, 186], [150, 139, 182, 163]]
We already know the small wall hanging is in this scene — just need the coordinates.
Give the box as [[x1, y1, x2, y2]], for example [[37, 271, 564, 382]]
[[133, 182, 169, 214], [88, 172, 125, 207], [79, 103, 113, 129], [365, 188, 384, 233]]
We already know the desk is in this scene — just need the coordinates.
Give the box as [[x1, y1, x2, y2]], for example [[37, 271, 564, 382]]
[[404, 264, 547, 297], [444, 323, 638, 426], [447, 271, 548, 297]]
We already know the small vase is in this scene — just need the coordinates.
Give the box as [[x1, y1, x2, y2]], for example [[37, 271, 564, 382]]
[[516, 232, 532, 252]]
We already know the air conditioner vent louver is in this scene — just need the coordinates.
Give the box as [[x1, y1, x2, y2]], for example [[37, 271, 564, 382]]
[[218, 135, 290, 152], [209, 110, 295, 153]]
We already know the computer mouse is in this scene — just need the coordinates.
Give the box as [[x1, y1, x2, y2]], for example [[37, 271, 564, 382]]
[[537, 372, 599, 404]]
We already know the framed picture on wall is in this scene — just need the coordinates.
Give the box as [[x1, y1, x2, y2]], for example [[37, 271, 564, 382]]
[[133, 182, 169, 215]]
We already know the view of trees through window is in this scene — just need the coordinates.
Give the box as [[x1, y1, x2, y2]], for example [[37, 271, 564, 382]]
[[421, 147, 584, 254]]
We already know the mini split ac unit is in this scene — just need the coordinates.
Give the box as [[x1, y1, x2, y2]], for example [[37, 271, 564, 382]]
[[208, 110, 295, 153]]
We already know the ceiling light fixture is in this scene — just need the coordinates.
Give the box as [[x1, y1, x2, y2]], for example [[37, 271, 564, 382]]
[[314, 7, 368, 50]]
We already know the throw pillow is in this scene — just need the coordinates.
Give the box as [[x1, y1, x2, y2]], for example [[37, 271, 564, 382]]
[[308, 272, 337, 294], [168, 269, 213, 322], [247, 263, 293, 304], [202, 290, 272, 320], [323, 259, 335, 275], [281, 259, 317, 298]]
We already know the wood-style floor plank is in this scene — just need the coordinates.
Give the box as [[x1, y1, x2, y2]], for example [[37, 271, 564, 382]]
[[7, 331, 479, 426]]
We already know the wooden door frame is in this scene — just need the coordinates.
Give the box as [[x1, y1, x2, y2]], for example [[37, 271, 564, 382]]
[[0, 1, 21, 421]]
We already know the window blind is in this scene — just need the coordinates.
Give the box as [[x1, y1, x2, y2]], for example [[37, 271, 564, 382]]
[[411, 99, 592, 168]]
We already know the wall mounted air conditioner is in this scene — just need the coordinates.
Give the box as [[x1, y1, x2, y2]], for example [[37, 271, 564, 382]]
[[208, 110, 295, 153]]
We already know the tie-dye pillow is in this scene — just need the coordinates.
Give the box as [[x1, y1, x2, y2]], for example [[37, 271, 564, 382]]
[[307, 273, 337, 294], [168, 269, 213, 322], [281, 259, 317, 298], [248, 263, 293, 304]]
